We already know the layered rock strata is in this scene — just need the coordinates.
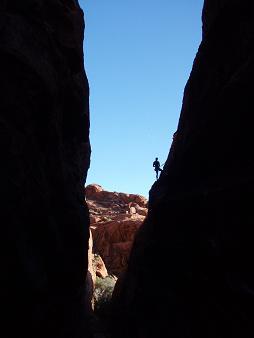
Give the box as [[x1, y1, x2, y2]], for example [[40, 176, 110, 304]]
[[112, 1, 254, 338], [0, 1, 91, 337], [86, 184, 147, 276]]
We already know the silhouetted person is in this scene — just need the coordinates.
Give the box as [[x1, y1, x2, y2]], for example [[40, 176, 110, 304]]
[[153, 157, 162, 179]]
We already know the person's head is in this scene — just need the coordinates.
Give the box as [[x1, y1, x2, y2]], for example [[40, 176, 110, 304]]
[[155, 157, 158, 160]]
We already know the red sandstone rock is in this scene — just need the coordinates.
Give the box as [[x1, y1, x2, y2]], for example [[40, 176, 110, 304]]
[[93, 254, 108, 279], [85, 184, 147, 276], [87, 230, 96, 285], [86, 230, 108, 310], [85, 184, 103, 197], [85, 230, 96, 313]]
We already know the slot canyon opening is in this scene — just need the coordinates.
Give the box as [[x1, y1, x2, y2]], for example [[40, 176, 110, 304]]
[[80, 1, 203, 335], [82, 1, 204, 197], [1, 1, 253, 338]]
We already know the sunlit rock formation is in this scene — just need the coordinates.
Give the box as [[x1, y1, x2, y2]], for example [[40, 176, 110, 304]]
[[85, 184, 148, 276], [86, 229, 109, 312], [112, 1, 254, 337], [0, 1, 91, 337]]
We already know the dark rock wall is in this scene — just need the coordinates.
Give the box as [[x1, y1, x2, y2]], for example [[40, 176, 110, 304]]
[[0, 1, 91, 337], [112, 1, 254, 337]]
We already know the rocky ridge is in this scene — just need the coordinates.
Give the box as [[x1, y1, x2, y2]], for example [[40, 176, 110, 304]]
[[85, 184, 148, 277]]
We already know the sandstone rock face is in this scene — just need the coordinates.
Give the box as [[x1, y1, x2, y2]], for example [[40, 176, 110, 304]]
[[86, 230, 97, 313], [0, 1, 91, 337], [112, 1, 254, 338], [86, 231, 108, 311], [86, 184, 147, 276], [93, 254, 108, 279]]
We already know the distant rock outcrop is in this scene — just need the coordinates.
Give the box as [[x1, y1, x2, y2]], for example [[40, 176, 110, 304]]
[[112, 1, 254, 338], [0, 2, 91, 337], [85, 184, 148, 276]]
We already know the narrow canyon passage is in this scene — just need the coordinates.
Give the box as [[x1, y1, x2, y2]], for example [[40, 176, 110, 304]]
[[110, 1, 254, 338], [85, 184, 149, 336], [1, 1, 254, 338]]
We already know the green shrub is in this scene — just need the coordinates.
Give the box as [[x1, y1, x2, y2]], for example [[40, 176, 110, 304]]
[[94, 275, 116, 315]]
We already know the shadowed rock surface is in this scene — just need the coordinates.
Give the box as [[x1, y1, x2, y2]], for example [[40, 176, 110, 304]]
[[0, 1, 91, 337], [112, 1, 254, 337]]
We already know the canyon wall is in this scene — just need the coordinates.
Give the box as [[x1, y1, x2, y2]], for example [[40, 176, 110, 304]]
[[86, 184, 147, 277], [0, 1, 91, 337], [112, 1, 254, 337]]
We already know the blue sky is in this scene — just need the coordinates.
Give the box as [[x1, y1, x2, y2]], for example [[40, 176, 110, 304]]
[[79, 0, 204, 197]]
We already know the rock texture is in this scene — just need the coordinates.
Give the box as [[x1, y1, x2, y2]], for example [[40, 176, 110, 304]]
[[93, 254, 108, 279], [86, 230, 108, 312], [86, 184, 147, 276], [112, 1, 254, 338], [0, 1, 91, 337]]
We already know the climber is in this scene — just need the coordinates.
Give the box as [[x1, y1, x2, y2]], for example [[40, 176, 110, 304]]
[[153, 157, 163, 180]]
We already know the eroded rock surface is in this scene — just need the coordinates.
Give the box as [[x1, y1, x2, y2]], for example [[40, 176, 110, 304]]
[[86, 184, 147, 276], [0, 1, 91, 337], [112, 1, 254, 338], [86, 230, 108, 312]]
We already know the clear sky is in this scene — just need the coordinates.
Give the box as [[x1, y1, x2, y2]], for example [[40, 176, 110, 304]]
[[79, 0, 204, 197]]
